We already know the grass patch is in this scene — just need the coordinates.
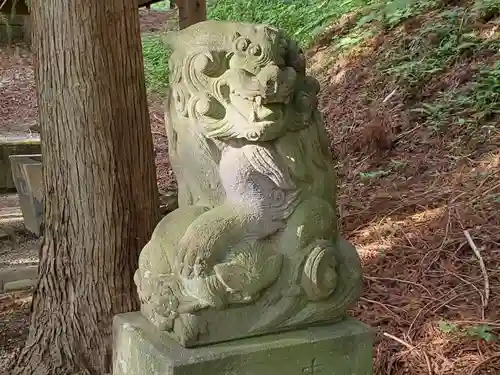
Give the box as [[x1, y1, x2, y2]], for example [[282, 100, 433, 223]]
[[140, 0, 380, 90], [357, 0, 441, 29], [142, 33, 171, 93], [414, 61, 500, 131], [150, 0, 383, 47], [378, 7, 499, 88], [141, 0, 500, 124], [439, 321, 498, 342], [319, 0, 445, 67], [207, 0, 372, 47], [150, 1, 170, 11], [354, 0, 500, 131]]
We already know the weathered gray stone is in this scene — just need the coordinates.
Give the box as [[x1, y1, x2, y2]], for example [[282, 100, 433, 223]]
[[3, 278, 37, 292], [134, 20, 363, 347], [0, 265, 38, 291], [0, 15, 31, 45], [0, 0, 31, 45], [9, 154, 43, 236], [0, 137, 41, 192], [0, 194, 24, 226], [0, 228, 9, 240], [113, 312, 374, 375]]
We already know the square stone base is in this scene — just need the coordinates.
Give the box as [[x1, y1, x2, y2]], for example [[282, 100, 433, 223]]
[[9, 154, 43, 235], [0, 138, 41, 192], [113, 312, 374, 375]]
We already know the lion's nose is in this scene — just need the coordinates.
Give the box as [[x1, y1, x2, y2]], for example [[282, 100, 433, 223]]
[[257, 65, 281, 96], [256, 65, 297, 101]]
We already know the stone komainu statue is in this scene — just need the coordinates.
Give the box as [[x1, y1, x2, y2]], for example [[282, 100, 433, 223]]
[[134, 20, 363, 347]]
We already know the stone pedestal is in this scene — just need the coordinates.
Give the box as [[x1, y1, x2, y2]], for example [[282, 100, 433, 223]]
[[113, 313, 373, 375], [0, 136, 41, 192], [9, 154, 43, 236]]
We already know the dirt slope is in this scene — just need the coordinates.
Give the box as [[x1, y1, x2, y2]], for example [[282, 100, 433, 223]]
[[1, 2, 499, 375], [310, 2, 500, 374]]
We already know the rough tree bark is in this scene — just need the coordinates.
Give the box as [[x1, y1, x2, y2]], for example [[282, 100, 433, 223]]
[[12, 0, 159, 374]]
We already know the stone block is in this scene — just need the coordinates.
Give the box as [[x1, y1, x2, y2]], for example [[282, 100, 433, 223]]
[[0, 137, 41, 192], [3, 278, 37, 292], [113, 312, 374, 375], [0, 14, 31, 45], [0, 265, 38, 292], [135, 20, 363, 348], [9, 154, 43, 236], [0, 265, 38, 284]]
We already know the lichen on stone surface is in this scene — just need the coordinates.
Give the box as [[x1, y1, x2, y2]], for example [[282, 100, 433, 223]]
[[134, 20, 362, 347]]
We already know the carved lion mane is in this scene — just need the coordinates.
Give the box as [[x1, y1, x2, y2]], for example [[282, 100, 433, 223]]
[[134, 21, 362, 348]]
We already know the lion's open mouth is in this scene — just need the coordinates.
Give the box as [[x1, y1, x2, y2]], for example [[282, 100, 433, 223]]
[[231, 88, 291, 106], [230, 91, 285, 124]]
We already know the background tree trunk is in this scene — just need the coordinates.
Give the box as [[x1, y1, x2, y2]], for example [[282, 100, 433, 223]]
[[177, 0, 206, 29], [12, 0, 159, 374]]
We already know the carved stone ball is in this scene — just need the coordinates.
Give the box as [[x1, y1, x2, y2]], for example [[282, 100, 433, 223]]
[[301, 241, 339, 301]]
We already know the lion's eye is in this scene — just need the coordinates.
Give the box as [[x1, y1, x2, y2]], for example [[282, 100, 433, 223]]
[[236, 38, 250, 52], [248, 44, 262, 56]]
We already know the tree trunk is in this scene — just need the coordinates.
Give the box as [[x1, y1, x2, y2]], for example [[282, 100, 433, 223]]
[[12, 1, 159, 374], [177, 0, 206, 29]]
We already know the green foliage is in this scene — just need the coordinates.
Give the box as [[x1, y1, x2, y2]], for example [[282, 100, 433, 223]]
[[141, 0, 378, 92], [142, 0, 499, 113], [331, 29, 376, 53], [438, 321, 457, 333], [413, 60, 500, 131], [141, 34, 171, 93], [357, 0, 440, 29], [359, 158, 410, 180], [327, 0, 446, 58], [467, 325, 496, 342], [438, 321, 497, 342], [367, 2, 500, 131], [380, 8, 476, 87], [380, 4, 500, 86], [151, 1, 170, 11], [359, 169, 392, 180], [470, 61, 500, 117], [471, 0, 500, 20], [207, 0, 371, 47]]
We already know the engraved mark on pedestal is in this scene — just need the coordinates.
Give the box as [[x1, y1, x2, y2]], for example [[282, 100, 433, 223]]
[[302, 358, 324, 375]]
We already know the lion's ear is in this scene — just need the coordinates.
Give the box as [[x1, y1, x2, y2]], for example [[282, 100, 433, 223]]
[[231, 32, 242, 41]]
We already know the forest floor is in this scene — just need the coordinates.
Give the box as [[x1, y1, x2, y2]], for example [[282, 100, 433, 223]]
[[1, 1, 500, 375]]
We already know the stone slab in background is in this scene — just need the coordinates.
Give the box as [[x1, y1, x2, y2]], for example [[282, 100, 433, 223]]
[[0, 14, 31, 45], [0, 265, 38, 292], [0, 136, 41, 192], [3, 278, 36, 292], [9, 154, 43, 236], [113, 313, 374, 375]]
